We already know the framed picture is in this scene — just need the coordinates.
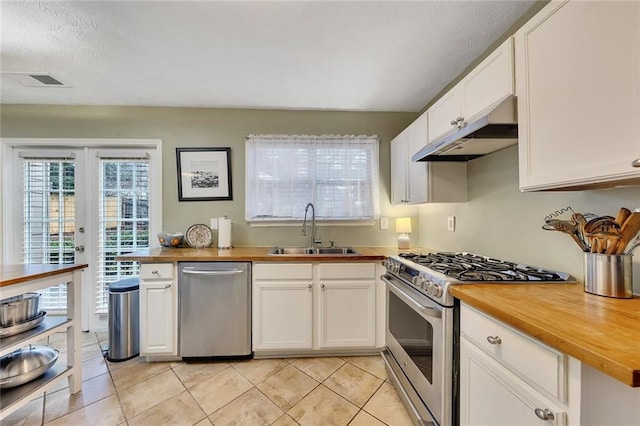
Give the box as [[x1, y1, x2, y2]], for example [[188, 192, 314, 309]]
[[176, 147, 232, 201]]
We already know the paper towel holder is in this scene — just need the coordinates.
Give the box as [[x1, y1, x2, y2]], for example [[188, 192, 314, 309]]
[[218, 216, 232, 249]]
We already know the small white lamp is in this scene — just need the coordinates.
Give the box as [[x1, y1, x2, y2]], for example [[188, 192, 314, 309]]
[[396, 217, 412, 249]]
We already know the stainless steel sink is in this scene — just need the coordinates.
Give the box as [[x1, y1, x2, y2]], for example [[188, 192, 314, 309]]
[[268, 246, 361, 255]]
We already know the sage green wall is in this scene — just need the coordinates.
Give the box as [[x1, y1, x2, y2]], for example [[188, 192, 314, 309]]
[[417, 146, 640, 289], [1, 105, 418, 247]]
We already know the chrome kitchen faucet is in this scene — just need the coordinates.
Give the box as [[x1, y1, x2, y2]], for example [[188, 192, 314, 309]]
[[302, 202, 321, 248]]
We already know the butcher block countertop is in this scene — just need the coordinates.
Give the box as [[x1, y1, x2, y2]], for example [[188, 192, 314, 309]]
[[117, 246, 410, 262], [1, 263, 88, 287], [450, 283, 640, 387]]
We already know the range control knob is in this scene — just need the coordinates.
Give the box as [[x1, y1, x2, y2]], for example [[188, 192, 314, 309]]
[[423, 278, 432, 291], [425, 281, 434, 294], [412, 276, 425, 288], [431, 284, 443, 297], [382, 259, 390, 269]]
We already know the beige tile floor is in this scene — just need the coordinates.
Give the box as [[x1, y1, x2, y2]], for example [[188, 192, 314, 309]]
[[3, 332, 414, 426]]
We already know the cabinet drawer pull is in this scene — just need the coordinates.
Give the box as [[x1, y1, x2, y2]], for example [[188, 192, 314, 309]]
[[632, 158, 640, 168], [534, 408, 555, 421], [151, 270, 159, 275], [486, 335, 502, 345], [164, 284, 171, 289]]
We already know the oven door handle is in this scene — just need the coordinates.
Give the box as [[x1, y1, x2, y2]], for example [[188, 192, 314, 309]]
[[382, 275, 442, 319]]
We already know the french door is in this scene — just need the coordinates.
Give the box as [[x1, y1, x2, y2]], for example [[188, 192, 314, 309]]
[[3, 140, 162, 331]]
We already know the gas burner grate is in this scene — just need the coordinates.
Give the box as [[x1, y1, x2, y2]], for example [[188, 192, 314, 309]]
[[398, 252, 571, 282]]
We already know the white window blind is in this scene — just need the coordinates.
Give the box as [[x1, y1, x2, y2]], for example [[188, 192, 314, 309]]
[[96, 159, 150, 313], [245, 135, 380, 221], [21, 158, 76, 310]]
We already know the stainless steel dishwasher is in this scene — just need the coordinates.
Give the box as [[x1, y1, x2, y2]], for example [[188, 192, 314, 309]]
[[178, 262, 252, 359]]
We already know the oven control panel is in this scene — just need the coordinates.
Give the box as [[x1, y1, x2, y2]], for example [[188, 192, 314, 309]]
[[384, 256, 450, 305]]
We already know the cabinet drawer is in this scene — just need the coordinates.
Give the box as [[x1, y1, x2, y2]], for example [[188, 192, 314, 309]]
[[253, 263, 313, 280], [140, 263, 174, 280], [318, 263, 376, 280], [461, 304, 565, 401]]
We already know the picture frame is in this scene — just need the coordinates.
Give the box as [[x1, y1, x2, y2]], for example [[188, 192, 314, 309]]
[[176, 147, 233, 201]]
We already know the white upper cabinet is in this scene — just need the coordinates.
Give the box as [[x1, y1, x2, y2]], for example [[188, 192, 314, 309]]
[[391, 112, 429, 204], [427, 90, 463, 145], [462, 37, 515, 125], [428, 38, 515, 144], [516, 0, 640, 191], [391, 112, 467, 205]]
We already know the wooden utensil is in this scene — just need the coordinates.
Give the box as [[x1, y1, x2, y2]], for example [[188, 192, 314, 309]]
[[615, 212, 640, 254], [571, 213, 588, 251], [584, 216, 620, 254], [615, 207, 632, 227], [607, 208, 633, 253]]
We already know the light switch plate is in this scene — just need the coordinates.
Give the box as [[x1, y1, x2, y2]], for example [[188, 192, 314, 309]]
[[210, 218, 218, 230], [380, 216, 389, 230]]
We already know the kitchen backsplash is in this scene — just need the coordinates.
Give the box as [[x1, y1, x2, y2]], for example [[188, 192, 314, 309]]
[[418, 146, 640, 289]]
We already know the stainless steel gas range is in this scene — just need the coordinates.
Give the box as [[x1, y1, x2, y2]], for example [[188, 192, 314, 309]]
[[380, 252, 575, 426]]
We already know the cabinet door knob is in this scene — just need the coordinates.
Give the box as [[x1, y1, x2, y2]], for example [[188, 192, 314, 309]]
[[450, 119, 458, 126], [164, 284, 171, 289], [321, 284, 325, 289], [486, 335, 502, 345], [632, 158, 640, 168], [307, 284, 312, 288], [534, 408, 555, 421]]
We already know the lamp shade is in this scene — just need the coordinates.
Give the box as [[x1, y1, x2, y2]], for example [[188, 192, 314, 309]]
[[396, 217, 412, 234]]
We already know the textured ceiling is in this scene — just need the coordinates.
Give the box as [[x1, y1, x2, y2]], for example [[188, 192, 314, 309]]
[[0, 1, 536, 112]]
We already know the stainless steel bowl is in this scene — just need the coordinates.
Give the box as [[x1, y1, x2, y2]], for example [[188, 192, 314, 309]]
[[0, 293, 41, 327], [0, 346, 59, 388]]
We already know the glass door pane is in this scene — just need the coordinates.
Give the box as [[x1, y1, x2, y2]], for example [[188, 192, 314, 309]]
[[96, 159, 150, 314], [21, 158, 77, 311]]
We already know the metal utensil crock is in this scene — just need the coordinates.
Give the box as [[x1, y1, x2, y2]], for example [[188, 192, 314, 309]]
[[584, 253, 633, 298]]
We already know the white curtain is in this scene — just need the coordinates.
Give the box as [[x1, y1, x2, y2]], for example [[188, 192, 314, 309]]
[[245, 134, 380, 221]]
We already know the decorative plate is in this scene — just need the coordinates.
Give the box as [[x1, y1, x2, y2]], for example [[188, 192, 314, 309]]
[[185, 224, 213, 248]]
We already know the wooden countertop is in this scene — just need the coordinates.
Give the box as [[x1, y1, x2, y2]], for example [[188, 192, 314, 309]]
[[1, 264, 88, 287], [117, 246, 417, 262], [450, 283, 640, 387]]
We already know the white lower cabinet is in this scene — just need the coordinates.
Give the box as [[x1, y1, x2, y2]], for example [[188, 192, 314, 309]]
[[460, 303, 569, 426], [253, 262, 378, 352], [317, 263, 376, 348], [459, 303, 640, 425], [252, 264, 314, 350], [460, 338, 565, 426], [139, 263, 178, 356]]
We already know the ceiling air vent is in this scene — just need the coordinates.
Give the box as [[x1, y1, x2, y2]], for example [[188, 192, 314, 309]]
[[2, 72, 70, 87]]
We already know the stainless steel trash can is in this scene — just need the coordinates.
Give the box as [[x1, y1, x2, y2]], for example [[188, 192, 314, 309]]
[[107, 278, 140, 362]]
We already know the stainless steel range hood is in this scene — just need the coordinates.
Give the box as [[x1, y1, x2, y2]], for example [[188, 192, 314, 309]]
[[412, 96, 518, 162]]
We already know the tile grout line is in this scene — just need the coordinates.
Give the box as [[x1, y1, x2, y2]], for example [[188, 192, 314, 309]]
[[329, 358, 391, 426], [172, 362, 229, 424]]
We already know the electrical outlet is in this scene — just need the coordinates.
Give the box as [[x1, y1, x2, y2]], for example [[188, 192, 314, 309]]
[[380, 216, 389, 230], [447, 216, 455, 232]]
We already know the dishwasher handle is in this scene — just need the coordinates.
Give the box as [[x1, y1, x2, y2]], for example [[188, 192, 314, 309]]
[[182, 269, 245, 276]]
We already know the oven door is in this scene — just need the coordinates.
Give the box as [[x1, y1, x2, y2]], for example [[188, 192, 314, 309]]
[[383, 273, 453, 426]]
